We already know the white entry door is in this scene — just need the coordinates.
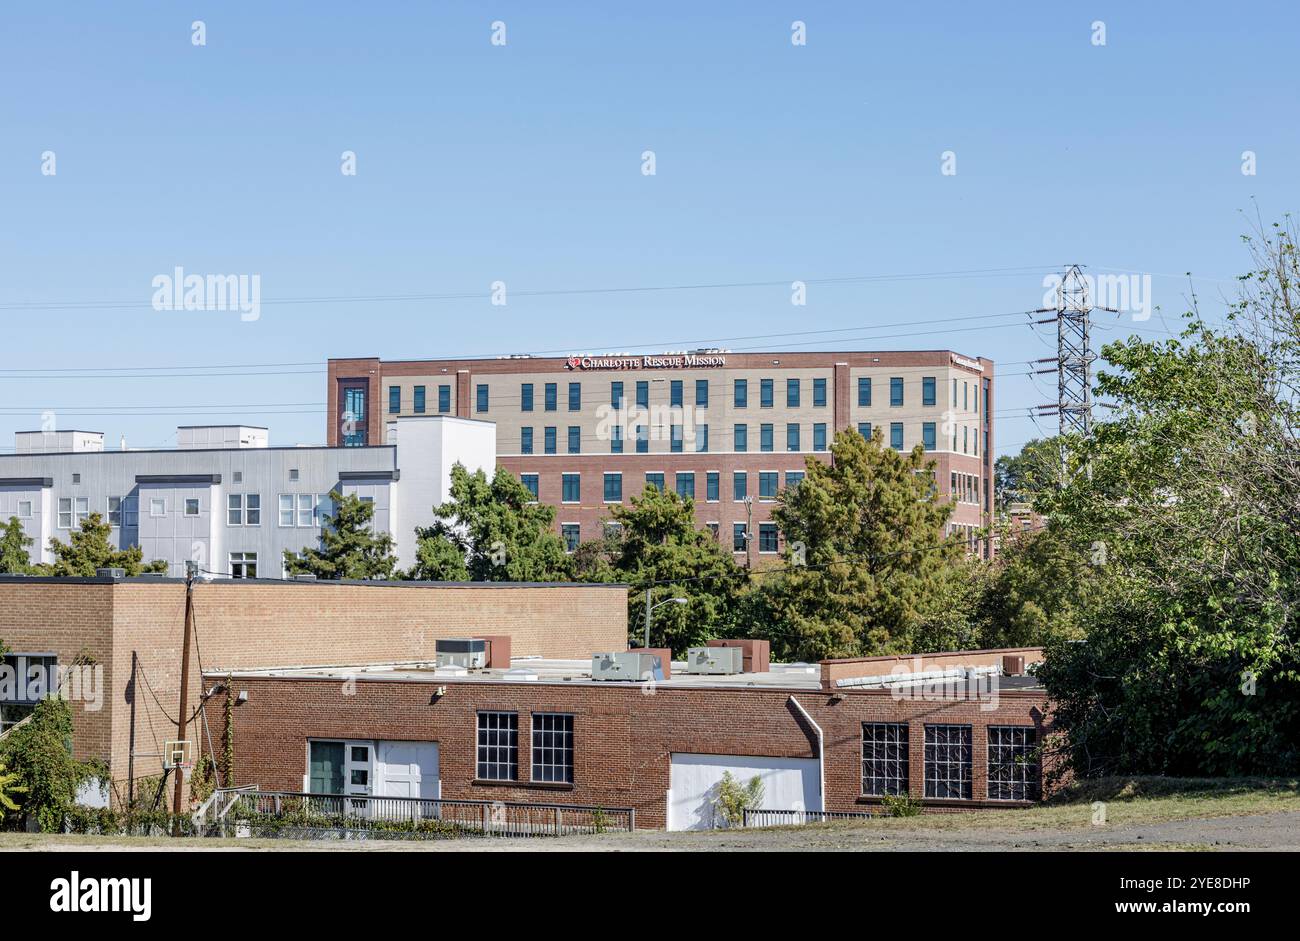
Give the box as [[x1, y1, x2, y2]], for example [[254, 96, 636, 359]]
[[376, 741, 440, 800], [667, 753, 819, 831]]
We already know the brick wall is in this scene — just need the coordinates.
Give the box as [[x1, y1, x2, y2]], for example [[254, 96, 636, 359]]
[[216, 673, 1049, 829], [0, 578, 628, 795]]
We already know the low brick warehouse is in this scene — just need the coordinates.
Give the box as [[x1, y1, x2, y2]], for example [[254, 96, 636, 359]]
[[213, 667, 1050, 829], [0, 576, 628, 794]]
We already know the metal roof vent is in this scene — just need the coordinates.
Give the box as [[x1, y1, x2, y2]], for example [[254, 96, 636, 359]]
[[432, 664, 468, 678], [503, 668, 539, 682]]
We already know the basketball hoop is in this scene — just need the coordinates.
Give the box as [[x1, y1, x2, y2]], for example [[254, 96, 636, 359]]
[[163, 740, 194, 770]]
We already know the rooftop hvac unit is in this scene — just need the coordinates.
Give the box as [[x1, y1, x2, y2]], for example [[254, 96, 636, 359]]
[[95, 567, 126, 579], [685, 646, 745, 675], [291, 574, 317, 581], [590, 652, 663, 682], [435, 638, 487, 670]]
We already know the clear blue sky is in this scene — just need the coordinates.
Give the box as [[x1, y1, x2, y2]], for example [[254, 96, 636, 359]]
[[1, 1, 1295, 456]]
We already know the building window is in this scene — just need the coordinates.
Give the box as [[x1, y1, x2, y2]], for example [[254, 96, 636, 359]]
[[230, 552, 257, 578], [545, 383, 557, 411], [858, 376, 872, 407], [707, 522, 719, 540], [786, 378, 800, 408], [675, 472, 695, 500], [813, 423, 827, 452], [72, 473, 81, 484], [733, 471, 747, 501], [561, 473, 580, 503], [862, 723, 909, 796], [890, 422, 904, 451], [611, 381, 624, 409], [760, 424, 773, 452], [544, 426, 557, 455], [342, 386, 368, 445], [476, 384, 489, 412], [696, 379, 709, 407], [785, 470, 804, 488], [635, 425, 648, 453], [645, 472, 665, 493], [567, 426, 581, 454], [413, 386, 426, 414], [149, 498, 165, 518], [695, 424, 709, 453], [57, 497, 72, 528], [922, 376, 936, 407], [568, 382, 581, 411], [922, 422, 937, 451], [670, 424, 683, 453], [17, 500, 32, 519], [760, 378, 774, 408], [521, 383, 534, 412], [924, 725, 973, 799], [813, 377, 827, 407], [227, 493, 261, 526], [531, 713, 574, 784], [476, 712, 518, 781], [734, 424, 747, 452], [987, 727, 1040, 801], [611, 425, 623, 454], [890, 377, 904, 407], [636, 381, 649, 410], [858, 421, 872, 441], [561, 523, 580, 552], [786, 423, 800, 451], [706, 471, 719, 502], [732, 523, 748, 553], [670, 380, 683, 407], [759, 471, 778, 500], [1, 654, 57, 732], [603, 472, 622, 503], [184, 499, 200, 517], [388, 386, 400, 413], [107, 496, 122, 527], [521, 474, 539, 500], [438, 385, 451, 413], [734, 379, 747, 408], [758, 522, 778, 553], [289, 468, 300, 481], [521, 427, 534, 454]]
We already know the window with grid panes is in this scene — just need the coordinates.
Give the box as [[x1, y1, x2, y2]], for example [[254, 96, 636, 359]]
[[924, 724, 972, 799], [862, 723, 909, 796], [476, 712, 518, 781], [531, 713, 574, 784], [987, 726, 1040, 801]]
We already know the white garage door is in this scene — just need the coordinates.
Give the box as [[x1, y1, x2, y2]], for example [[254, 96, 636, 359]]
[[667, 753, 818, 831], [376, 741, 440, 800]]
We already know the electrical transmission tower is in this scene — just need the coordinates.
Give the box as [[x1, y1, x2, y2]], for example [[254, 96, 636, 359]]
[[1033, 265, 1117, 479]]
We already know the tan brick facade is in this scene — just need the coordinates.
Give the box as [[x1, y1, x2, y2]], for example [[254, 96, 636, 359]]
[[0, 577, 627, 796]]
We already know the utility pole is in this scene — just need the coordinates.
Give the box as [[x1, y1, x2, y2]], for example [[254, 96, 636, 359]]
[[1034, 265, 1118, 480], [643, 587, 652, 649], [743, 495, 754, 568], [172, 562, 197, 825]]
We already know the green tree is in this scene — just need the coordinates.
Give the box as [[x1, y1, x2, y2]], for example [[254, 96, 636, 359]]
[[0, 699, 99, 832], [0, 759, 24, 824], [0, 517, 33, 574], [283, 490, 398, 580], [993, 437, 1060, 509], [45, 513, 167, 577], [1036, 221, 1300, 778], [407, 465, 572, 582], [593, 484, 744, 654], [752, 428, 958, 660]]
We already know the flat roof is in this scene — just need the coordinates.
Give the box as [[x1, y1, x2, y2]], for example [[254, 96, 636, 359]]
[[209, 657, 1044, 694], [0, 575, 627, 589]]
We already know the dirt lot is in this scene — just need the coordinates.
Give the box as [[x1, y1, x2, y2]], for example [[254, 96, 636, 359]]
[[4, 779, 1297, 852]]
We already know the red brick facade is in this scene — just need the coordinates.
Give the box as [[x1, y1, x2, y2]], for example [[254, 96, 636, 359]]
[[215, 672, 1049, 829]]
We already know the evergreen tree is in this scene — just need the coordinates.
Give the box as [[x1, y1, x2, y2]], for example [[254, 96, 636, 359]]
[[45, 513, 167, 577], [753, 428, 957, 660], [283, 490, 398, 580], [0, 517, 33, 574]]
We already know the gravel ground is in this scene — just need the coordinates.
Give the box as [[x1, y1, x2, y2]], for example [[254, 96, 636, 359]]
[[6, 809, 1299, 852]]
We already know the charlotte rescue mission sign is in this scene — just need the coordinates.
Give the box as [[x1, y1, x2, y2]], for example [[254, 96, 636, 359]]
[[566, 353, 727, 370]]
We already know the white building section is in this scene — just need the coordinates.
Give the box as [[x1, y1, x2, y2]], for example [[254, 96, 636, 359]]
[[0, 417, 495, 578]]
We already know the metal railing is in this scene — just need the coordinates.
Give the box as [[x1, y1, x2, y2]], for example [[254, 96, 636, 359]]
[[741, 808, 875, 828], [203, 789, 634, 840]]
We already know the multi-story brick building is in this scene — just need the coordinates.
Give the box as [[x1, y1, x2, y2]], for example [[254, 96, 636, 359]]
[[327, 350, 995, 559]]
